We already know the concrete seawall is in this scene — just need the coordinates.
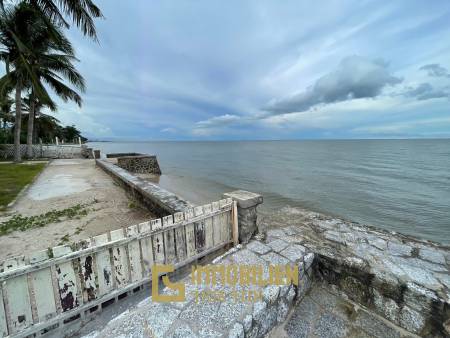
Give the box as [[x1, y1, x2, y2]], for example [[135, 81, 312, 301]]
[[95, 158, 192, 217]]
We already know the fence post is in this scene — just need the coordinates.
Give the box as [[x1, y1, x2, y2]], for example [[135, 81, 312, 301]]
[[223, 190, 263, 243]]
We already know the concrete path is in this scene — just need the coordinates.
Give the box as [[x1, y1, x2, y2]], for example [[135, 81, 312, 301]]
[[0, 159, 154, 260]]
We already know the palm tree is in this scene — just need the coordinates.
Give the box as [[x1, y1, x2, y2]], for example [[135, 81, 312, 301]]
[[0, 3, 85, 161], [1, 0, 103, 40]]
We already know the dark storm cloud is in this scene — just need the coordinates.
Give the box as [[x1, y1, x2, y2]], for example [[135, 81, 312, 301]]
[[265, 56, 402, 114], [419, 64, 450, 78]]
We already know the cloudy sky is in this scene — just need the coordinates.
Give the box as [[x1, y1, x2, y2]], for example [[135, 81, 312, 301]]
[[58, 0, 450, 140]]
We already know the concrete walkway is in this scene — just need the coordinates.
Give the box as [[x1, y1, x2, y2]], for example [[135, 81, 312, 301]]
[[0, 159, 154, 260]]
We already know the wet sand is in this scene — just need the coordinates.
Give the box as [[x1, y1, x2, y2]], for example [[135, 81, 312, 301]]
[[0, 159, 154, 261]]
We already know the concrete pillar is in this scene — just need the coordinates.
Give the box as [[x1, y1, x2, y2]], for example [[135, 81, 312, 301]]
[[223, 190, 263, 243], [78, 137, 82, 145], [55, 136, 59, 145]]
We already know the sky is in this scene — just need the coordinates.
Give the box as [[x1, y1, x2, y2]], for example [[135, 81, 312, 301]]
[[56, 0, 450, 140]]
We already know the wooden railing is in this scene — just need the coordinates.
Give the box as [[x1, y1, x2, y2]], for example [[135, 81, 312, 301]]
[[0, 198, 237, 338]]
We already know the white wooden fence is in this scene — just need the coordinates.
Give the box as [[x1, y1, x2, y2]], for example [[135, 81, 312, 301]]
[[0, 198, 237, 338]]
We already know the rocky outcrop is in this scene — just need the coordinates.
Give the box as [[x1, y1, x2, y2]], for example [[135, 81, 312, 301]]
[[260, 207, 450, 337]]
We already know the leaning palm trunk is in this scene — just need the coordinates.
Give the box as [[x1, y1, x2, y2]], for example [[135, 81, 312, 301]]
[[26, 95, 35, 158], [13, 82, 22, 162]]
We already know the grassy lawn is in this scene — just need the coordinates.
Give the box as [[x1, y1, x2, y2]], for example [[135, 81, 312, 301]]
[[0, 163, 46, 210]]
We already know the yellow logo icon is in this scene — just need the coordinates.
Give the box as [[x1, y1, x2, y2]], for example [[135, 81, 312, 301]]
[[151, 264, 185, 302]]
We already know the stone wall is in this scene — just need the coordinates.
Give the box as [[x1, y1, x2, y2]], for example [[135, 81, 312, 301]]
[[95, 158, 191, 217], [117, 155, 162, 175], [0, 144, 83, 159], [259, 208, 450, 337]]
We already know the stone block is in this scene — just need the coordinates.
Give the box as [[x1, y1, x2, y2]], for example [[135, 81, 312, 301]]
[[267, 239, 289, 253], [280, 244, 306, 262], [246, 241, 271, 255], [243, 314, 253, 333], [399, 306, 425, 334], [224, 190, 263, 243], [224, 190, 263, 209], [228, 322, 244, 338], [263, 285, 280, 305]]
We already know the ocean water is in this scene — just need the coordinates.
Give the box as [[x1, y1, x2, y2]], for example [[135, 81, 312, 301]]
[[89, 140, 450, 244]]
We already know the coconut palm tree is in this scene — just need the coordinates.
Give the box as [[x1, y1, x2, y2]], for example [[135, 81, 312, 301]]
[[0, 3, 85, 161], [1, 0, 103, 40]]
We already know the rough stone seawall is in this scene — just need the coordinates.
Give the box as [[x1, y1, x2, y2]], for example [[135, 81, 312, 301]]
[[259, 207, 450, 337], [117, 155, 162, 174], [95, 158, 192, 217], [0, 144, 83, 159]]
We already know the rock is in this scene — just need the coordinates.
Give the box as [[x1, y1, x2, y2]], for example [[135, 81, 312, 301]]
[[277, 299, 289, 323], [387, 242, 412, 256], [399, 306, 425, 334], [343, 256, 367, 270], [266, 239, 289, 253], [261, 252, 290, 265], [171, 324, 197, 338], [313, 313, 349, 338], [279, 284, 290, 297], [252, 301, 267, 323], [228, 322, 244, 338], [355, 309, 401, 338], [403, 282, 438, 312], [419, 248, 446, 265], [370, 238, 387, 250], [286, 285, 296, 303], [263, 285, 280, 305], [242, 314, 252, 333], [259, 306, 277, 336], [304, 252, 315, 270], [283, 226, 297, 236], [280, 244, 306, 262], [324, 231, 346, 244], [266, 229, 285, 238], [246, 241, 271, 255], [372, 288, 399, 324]]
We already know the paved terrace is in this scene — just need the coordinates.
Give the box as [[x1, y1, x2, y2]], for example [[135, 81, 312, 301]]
[[75, 207, 449, 338]]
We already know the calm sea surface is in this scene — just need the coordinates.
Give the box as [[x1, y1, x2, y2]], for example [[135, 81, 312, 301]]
[[89, 140, 450, 244]]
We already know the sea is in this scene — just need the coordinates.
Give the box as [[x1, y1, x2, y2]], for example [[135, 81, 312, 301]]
[[88, 139, 450, 245]]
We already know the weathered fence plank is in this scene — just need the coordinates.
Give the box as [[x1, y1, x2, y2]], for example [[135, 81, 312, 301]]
[[0, 287, 8, 337], [2, 257, 32, 334], [110, 229, 130, 288], [162, 216, 176, 263], [184, 208, 196, 257], [174, 212, 187, 261], [138, 222, 153, 277], [151, 219, 165, 264], [194, 206, 206, 253], [203, 204, 214, 250], [53, 246, 80, 313], [212, 201, 222, 245], [29, 250, 57, 323], [92, 234, 113, 296], [79, 243, 98, 303], [127, 225, 143, 282]]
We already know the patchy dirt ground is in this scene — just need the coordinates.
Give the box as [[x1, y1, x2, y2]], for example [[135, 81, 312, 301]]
[[0, 159, 154, 261]]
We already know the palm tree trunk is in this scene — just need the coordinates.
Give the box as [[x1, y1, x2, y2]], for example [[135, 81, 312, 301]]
[[26, 94, 35, 158], [13, 82, 22, 163]]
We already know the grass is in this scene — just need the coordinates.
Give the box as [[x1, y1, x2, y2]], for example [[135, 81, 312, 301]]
[[0, 203, 91, 236], [0, 163, 46, 210]]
